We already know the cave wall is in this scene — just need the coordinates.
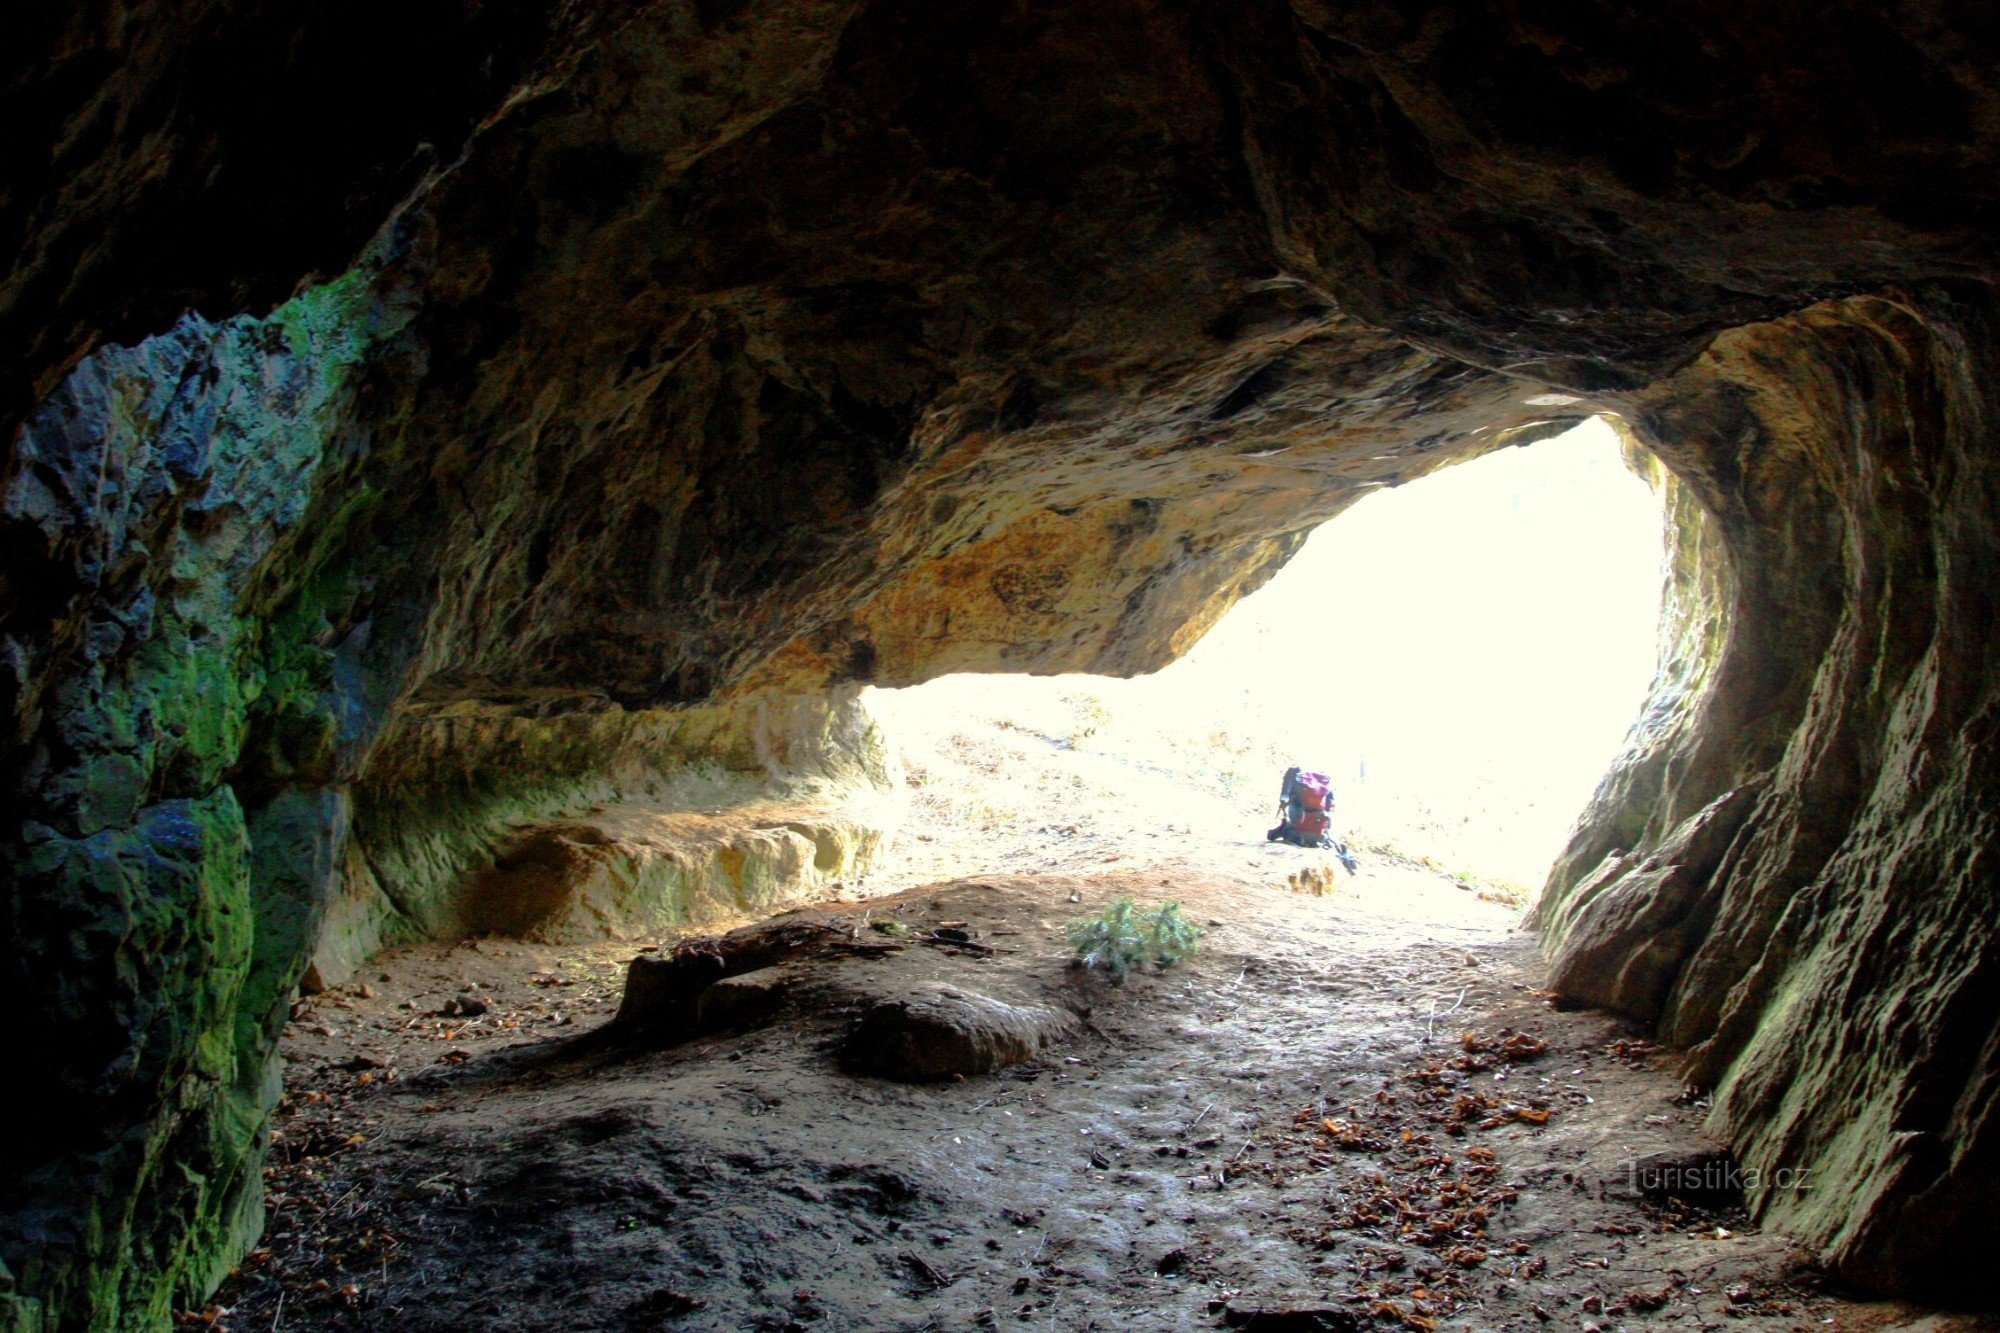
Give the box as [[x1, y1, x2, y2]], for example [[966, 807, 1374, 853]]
[[327, 690, 905, 980], [1540, 285, 2000, 1297], [0, 270, 409, 1327], [7, 0, 2000, 1325]]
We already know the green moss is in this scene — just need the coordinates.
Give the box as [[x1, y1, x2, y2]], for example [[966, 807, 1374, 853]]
[[5, 789, 254, 1328], [3, 262, 412, 1328]]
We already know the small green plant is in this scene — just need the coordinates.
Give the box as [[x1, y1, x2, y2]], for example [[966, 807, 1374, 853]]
[[1066, 898, 1203, 981], [1067, 898, 1147, 979], [1142, 899, 1203, 967]]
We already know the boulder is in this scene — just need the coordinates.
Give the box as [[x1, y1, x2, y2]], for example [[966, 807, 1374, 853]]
[[842, 983, 1077, 1082]]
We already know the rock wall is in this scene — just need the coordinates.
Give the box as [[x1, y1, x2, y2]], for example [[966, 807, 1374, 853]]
[[0, 274, 406, 1330], [319, 691, 904, 984], [8, 0, 2000, 1324], [1540, 286, 2000, 1298]]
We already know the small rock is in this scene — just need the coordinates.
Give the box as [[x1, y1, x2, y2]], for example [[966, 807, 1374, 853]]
[[842, 983, 1077, 1081], [1219, 1305, 1362, 1330], [625, 1287, 705, 1318], [1620, 1146, 1744, 1202]]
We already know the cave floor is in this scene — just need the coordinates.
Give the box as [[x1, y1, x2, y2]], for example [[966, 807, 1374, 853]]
[[191, 851, 1978, 1333]]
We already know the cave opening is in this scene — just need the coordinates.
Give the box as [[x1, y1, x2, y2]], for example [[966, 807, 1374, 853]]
[[868, 417, 1667, 911]]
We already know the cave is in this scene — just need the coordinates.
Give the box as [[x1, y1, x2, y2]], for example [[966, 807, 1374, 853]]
[[7, 2, 2000, 1327], [875, 417, 1669, 901]]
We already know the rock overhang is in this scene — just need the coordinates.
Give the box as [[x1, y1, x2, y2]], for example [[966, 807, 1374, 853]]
[[7, 2, 2000, 1324]]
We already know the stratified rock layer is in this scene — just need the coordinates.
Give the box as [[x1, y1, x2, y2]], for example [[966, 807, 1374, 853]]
[[6, 1, 2000, 1324]]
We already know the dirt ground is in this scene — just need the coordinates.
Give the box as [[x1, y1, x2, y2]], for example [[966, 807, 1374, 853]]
[[189, 833, 1997, 1332]]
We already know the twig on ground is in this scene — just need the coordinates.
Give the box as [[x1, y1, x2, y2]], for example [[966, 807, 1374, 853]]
[[1424, 986, 1470, 1045], [901, 1251, 956, 1290]]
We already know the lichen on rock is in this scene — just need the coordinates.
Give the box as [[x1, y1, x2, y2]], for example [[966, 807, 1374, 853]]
[[1, 271, 406, 1327]]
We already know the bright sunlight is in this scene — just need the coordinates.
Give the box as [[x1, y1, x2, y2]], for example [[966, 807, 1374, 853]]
[[871, 418, 1666, 900]]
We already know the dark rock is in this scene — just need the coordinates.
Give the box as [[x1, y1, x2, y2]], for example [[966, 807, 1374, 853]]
[[1220, 1305, 1363, 1332], [625, 1286, 706, 1319], [842, 984, 1077, 1081], [611, 952, 722, 1038], [1616, 1147, 1746, 1204], [611, 909, 887, 1038]]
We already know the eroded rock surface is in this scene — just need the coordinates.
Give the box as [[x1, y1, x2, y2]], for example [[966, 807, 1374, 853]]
[[1538, 288, 2000, 1298], [7, 1, 2000, 1324], [843, 982, 1078, 1081]]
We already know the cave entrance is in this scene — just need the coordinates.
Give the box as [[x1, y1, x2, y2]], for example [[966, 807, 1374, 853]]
[[868, 417, 1665, 911]]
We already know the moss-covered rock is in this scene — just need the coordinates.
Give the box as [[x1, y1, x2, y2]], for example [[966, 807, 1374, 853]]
[[0, 273, 401, 1328]]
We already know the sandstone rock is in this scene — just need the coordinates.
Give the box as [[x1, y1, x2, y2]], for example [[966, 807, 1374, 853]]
[[842, 984, 1077, 1082], [611, 952, 725, 1039], [694, 967, 794, 1031], [1536, 292, 2000, 1297], [1539, 778, 1768, 1020], [611, 908, 892, 1038]]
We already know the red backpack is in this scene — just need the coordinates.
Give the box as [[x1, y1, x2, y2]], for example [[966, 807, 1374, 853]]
[[1290, 771, 1334, 813], [1272, 766, 1336, 842], [1268, 767, 1358, 871], [1288, 770, 1332, 838]]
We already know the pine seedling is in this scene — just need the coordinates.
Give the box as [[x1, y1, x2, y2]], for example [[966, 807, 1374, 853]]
[[1067, 897, 1148, 980], [1140, 900, 1202, 966], [1067, 897, 1203, 981]]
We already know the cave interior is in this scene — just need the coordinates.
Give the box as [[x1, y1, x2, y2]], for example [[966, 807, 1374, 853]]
[[6, 1, 2000, 1327]]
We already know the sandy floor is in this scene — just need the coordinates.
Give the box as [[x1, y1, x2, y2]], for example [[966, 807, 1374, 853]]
[[190, 839, 1994, 1332]]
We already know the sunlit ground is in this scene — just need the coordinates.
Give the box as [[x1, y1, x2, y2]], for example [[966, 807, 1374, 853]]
[[870, 418, 1666, 900]]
